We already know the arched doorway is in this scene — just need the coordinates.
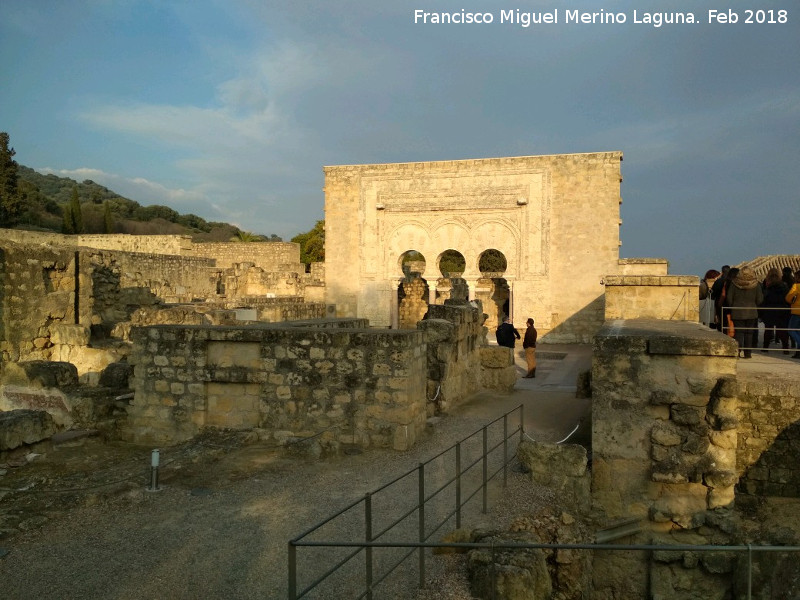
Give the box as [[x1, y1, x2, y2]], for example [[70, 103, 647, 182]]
[[435, 249, 468, 303], [477, 249, 509, 332], [397, 250, 429, 328]]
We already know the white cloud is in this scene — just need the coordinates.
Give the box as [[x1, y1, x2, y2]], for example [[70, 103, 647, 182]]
[[35, 167, 225, 217]]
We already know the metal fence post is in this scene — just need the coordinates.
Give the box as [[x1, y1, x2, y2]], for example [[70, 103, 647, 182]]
[[365, 493, 373, 600], [490, 543, 497, 600], [456, 442, 462, 529], [288, 541, 297, 600], [519, 404, 525, 443], [418, 462, 426, 588], [503, 413, 508, 488], [482, 425, 488, 514]]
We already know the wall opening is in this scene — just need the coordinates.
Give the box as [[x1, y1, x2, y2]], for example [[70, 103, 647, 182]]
[[398, 250, 429, 329], [477, 249, 509, 331], [436, 249, 467, 304]]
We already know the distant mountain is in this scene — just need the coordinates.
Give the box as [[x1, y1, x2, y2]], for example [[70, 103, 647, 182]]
[[12, 165, 281, 242]]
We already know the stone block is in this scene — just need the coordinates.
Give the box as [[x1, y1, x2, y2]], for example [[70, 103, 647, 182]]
[[0, 409, 58, 450], [479, 345, 513, 368]]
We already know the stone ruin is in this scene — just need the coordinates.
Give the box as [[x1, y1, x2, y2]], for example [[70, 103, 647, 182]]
[[2, 155, 799, 598]]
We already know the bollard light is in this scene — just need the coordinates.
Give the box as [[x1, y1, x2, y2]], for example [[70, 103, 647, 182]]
[[147, 449, 162, 492]]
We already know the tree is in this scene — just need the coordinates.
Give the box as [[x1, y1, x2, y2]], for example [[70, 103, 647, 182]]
[[291, 220, 325, 264], [230, 230, 262, 242], [62, 205, 75, 234], [0, 131, 21, 227], [103, 201, 114, 233], [69, 186, 84, 233]]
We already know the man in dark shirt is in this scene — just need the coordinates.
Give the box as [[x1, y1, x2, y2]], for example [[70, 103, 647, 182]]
[[523, 318, 538, 378], [495, 317, 520, 349]]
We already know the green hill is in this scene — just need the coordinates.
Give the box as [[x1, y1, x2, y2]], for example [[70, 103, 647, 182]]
[[11, 164, 280, 242]]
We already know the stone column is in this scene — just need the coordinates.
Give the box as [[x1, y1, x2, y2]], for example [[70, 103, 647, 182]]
[[464, 277, 479, 301], [390, 279, 401, 329]]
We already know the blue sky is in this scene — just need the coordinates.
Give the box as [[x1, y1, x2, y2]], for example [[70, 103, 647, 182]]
[[1, 1, 798, 276]]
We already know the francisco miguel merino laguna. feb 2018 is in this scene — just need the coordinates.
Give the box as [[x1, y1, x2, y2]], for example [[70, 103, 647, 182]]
[[413, 9, 731, 28]]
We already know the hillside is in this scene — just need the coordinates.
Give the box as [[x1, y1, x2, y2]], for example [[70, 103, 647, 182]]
[[11, 165, 281, 242]]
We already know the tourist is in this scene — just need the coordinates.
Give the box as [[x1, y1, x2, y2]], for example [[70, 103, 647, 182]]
[[782, 266, 795, 288], [725, 267, 763, 359], [759, 268, 790, 353], [495, 316, 520, 349], [699, 269, 720, 327], [710, 265, 730, 330], [522, 318, 537, 378], [716, 267, 738, 335], [788, 275, 800, 359]]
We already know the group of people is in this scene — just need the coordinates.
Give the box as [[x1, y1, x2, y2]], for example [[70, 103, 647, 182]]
[[495, 316, 538, 378], [700, 265, 800, 359]]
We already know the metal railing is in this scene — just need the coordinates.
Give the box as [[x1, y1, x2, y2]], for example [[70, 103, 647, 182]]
[[718, 306, 799, 354], [288, 404, 525, 599], [293, 540, 800, 600], [288, 401, 800, 599]]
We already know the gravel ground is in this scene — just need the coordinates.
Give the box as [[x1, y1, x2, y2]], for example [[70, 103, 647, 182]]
[[0, 349, 589, 600]]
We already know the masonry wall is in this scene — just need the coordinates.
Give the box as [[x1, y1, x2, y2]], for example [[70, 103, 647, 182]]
[[190, 242, 301, 269], [618, 258, 669, 275], [220, 296, 327, 322], [124, 321, 428, 450], [591, 320, 739, 599], [0, 229, 192, 255], [603, 275, 699, 321], [418, 303, 485, 415], [736, 374, 800, 497], [0, 241, 89, 363], [98, 250, 218, 304], [324, 152, 625, 342]]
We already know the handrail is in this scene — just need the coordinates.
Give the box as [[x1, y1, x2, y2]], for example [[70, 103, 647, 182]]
[[289, 404, 524, 599]]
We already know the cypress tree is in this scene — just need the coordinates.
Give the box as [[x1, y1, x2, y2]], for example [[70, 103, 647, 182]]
[[0, 131, 20, 227], [103, 201, 114, 233], [62, 205, 75, 234], [69, 186, 83, 233]]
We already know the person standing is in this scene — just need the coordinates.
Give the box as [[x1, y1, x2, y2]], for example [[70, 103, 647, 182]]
[[710, 265, 730, 330], [786, 278, 800, 359], [759, 268, 790, 352], [700, 269, 721, 327], [495, 317, 520, 349], [726, 267, 763, 359], [522, 318, 538, 378]]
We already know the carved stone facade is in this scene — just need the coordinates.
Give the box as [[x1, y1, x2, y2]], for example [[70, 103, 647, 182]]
[[323, 152, 624, 342]]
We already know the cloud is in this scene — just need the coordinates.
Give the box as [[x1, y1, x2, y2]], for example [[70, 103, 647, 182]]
[[35, 167, 225, 217]]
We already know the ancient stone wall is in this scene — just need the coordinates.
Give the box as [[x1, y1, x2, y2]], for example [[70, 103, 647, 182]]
[[618, 257, 669, 275], [603, 275, 699, 321], [189, 242, 301, 269], [324, 152, 627, 342], [0, 229, 192, 255], [0, 241, 89, 363], [94, 250, 217, 304], [124, 320, 428, 450], [736, 373, 800, 497], [398, 277, 429, 329], [213, 296, 326, 323], [418, 303, 485, 415], [591, 320, 739, 599]]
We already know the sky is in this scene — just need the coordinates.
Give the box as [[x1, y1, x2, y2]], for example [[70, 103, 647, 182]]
[[1, 0, 798, 276]]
